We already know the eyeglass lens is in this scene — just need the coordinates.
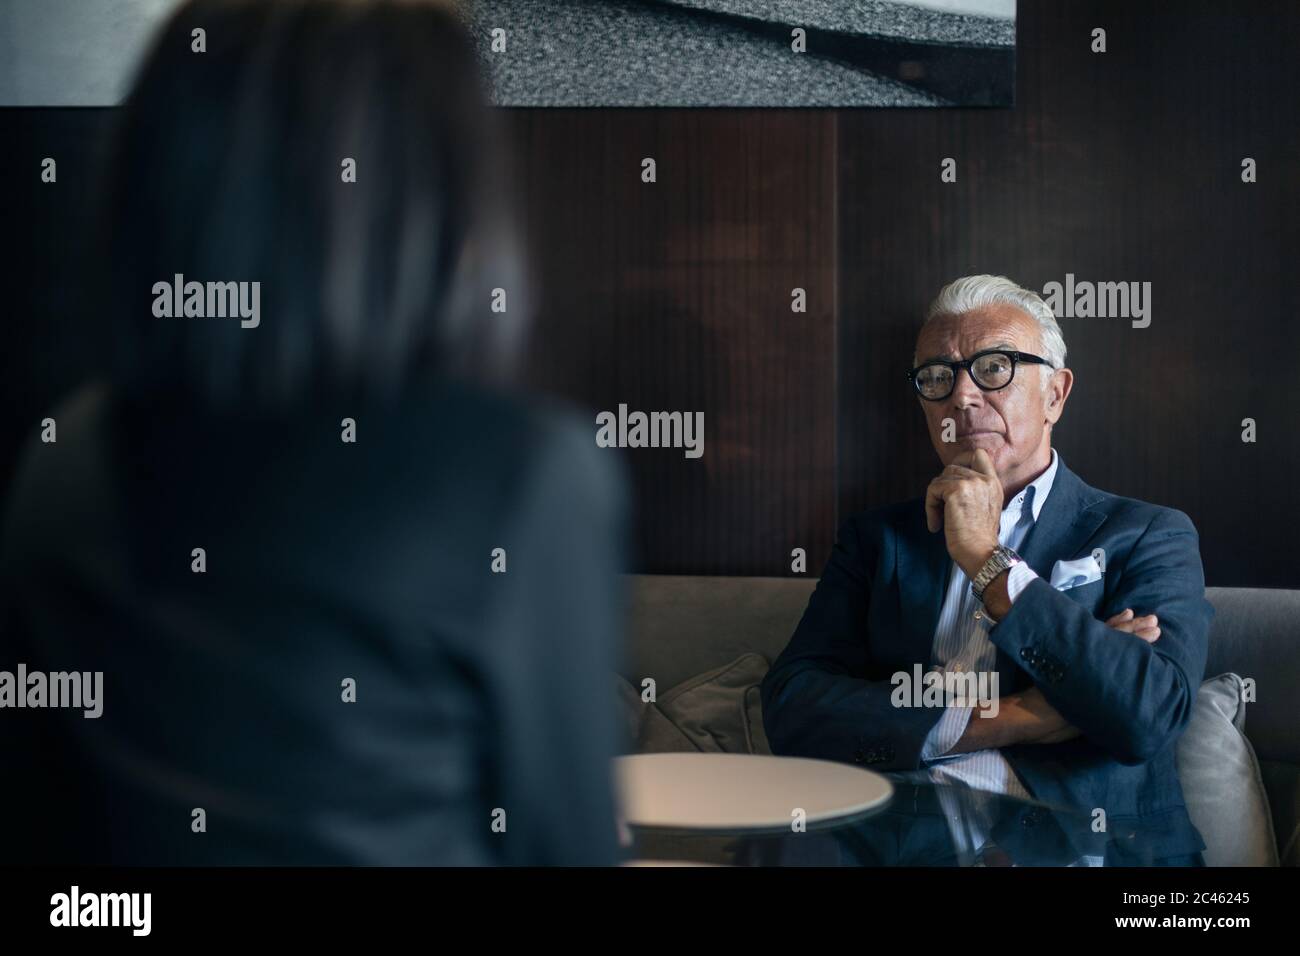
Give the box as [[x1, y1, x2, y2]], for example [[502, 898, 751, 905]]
[[915, 352, 1015, 399]]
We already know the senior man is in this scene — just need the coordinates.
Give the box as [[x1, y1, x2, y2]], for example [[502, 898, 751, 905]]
[[760, 274, 1213, 866]]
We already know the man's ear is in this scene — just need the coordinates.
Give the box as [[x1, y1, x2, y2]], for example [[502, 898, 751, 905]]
[[1044, 367, 1073, 424]]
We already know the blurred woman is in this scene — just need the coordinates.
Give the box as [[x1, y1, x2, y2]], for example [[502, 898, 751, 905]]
[[0, 0, 630, 865]]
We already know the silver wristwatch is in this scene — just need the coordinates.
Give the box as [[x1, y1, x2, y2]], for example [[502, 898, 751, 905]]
[[969, 546, 1022, 603]]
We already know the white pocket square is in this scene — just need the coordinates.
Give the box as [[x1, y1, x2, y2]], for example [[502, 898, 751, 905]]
[[1050, 556, 1103, 590]]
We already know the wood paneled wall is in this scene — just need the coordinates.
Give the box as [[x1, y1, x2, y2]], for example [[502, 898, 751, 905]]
[[509, 1, 1300, 585], [3, 1, 1297, 585]]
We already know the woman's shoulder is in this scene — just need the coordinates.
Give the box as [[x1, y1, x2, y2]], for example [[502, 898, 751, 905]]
[[404, 380, 630, 517], [399, 379, 616, 473]]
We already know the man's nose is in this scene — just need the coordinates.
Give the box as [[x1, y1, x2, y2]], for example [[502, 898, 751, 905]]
[[950, 366, 984, 407]]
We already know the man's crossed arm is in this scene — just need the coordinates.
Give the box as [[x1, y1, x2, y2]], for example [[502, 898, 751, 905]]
[[946, 607, 1162, 754], [975, 509, 1211, 764]]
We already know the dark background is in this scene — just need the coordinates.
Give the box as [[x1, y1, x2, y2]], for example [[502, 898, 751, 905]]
[[3, 0, 1297, 586]]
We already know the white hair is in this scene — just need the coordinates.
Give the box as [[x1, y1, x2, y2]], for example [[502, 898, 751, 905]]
[[922, 275, 1067, 381]]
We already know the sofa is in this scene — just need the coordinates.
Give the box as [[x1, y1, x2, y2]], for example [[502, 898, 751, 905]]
[[619, 575, 1300, 866]]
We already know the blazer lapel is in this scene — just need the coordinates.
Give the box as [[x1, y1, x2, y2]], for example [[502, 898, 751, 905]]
[[1014, 453, 1108, 580], [896, 502, 953, 669], [996, 453, 1108, 690]]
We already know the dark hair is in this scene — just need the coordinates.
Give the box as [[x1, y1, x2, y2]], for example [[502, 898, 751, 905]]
[[97, 0, 529, 410]]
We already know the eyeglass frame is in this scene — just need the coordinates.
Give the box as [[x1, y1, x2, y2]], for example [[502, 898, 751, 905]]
[[906, 348, 1055, 401]]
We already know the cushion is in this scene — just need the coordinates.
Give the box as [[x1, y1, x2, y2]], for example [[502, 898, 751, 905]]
[[1258, 760, 1300, 867], [613, 674, 644, 754], [1175, 672, 1279, 866], [615, 653, 771, 755], [744, 684, 771, 756]]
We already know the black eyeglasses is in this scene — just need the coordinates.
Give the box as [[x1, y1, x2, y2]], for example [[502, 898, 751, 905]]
[[907, 349, 1054, 401]]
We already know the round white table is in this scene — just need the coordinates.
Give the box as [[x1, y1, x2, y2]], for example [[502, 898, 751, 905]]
[[615, 752, 894, 836]]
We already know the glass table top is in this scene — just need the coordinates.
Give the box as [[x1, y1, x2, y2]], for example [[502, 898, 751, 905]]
[[628, 772, 1156, 867]]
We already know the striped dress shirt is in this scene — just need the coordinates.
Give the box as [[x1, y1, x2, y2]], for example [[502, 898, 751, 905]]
[[917, 449, 1103, 865]]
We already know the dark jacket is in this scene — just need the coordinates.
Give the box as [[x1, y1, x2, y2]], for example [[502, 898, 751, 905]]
[[760, 454, 1214, 864], [0, 379, 630, 865]]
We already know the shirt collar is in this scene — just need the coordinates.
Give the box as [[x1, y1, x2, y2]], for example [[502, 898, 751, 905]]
[[1005, 447, 1058, 522]]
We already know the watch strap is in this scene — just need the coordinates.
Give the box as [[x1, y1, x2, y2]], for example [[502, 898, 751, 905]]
[[970, 546, 1021, 602]]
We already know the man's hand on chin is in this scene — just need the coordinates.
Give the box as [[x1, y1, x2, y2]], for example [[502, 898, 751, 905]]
[[924, 447, 1004, 579]]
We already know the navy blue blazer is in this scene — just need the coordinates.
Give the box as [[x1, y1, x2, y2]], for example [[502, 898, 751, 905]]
[[760, 454, 1214, 864]]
